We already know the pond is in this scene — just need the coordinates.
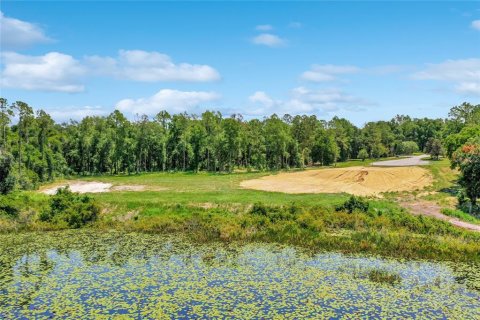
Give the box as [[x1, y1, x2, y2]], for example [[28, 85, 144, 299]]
[[1, 230, 479, 319]]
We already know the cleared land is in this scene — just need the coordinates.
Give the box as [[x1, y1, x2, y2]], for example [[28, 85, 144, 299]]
[[40, 181, 161, 194], [240, 166, 433, 196]]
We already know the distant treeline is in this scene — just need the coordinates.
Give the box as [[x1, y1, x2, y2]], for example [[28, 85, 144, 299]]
[[0, 98, 479, 189]]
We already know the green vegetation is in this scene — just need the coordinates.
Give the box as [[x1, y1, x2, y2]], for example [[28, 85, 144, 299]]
[[441, 208, 480, 225], [398, 141, 419, 155], [0, 151, 15, 195], [335, 195, 369, 213], [366, 269, 402, 285], [451, 144, 480, 213], [1, 174, 479, 262], [39, 187, 100, 228], [1, 97, 477, 184], [0, 99, 479, 263]]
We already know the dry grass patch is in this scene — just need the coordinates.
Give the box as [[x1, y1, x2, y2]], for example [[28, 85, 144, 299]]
[[240, 166, 432, 197]]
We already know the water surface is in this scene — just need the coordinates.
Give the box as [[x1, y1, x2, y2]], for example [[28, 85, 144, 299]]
[[1, 230, 479, 319]]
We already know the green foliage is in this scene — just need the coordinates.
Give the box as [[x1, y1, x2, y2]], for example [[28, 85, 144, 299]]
[[441, 208, 480, 225], [250, 202, 268, 216], [399, 141, 419, 155], [40, 187, 100, 228], [0, 195, 20, 218], [426, 138, 443, 160], [4, 99, 476, 186], [0, 151, 15, 194], [336, 195, 370, 213], [357, 149, 369, 161], [451, 144, 480, 209]]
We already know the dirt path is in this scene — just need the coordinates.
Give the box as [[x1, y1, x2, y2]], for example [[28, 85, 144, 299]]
[[400, 200, 480, 232], [372, 155, 430, 167]]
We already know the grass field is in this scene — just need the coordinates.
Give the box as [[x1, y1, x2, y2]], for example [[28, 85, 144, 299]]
[[2, 157, 480, 263]]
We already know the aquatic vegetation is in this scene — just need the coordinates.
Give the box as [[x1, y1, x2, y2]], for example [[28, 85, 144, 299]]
[[0, 230, 479, 318], [365, 269, 401, 285]]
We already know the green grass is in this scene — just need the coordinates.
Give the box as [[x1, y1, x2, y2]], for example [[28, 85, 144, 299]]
[[441, 208, 480, 225], [2, 159, 479, 263], [58, 171, 350, 213]]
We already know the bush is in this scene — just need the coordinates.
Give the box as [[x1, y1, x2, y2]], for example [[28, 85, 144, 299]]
[[250, 202, 268, 216], [336, 195, 369, 214], [0, 195, 20, 218], [40, 187, 100, 228]]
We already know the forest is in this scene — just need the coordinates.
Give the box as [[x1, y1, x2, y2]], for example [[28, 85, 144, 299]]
[[0, 99, 479, 191]]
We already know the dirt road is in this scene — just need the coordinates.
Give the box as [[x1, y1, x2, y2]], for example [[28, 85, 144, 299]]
[[372, 155, 430, 167], [400, 200, 480, 232]]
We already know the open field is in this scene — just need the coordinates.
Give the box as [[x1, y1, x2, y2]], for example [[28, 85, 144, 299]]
[[2, 156, 478, 263], [240, 166, 432, 196]]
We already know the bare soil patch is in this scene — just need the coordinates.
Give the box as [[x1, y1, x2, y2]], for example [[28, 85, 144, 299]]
[[240, 166, 432, 196], [41, 181, 113, 194], [400, 200, 480, 232], [40, 181, 165, 194]]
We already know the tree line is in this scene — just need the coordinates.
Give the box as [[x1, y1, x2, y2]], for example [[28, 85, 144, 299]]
[[0, 98, 479, 191]]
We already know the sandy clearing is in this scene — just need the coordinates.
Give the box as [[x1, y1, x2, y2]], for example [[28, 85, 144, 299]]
[[372, 155, 430, 167], [41, 181, 113, 194], [400, 200, 480, 232], [240, 166, 433, 196], [40, 182, 163, 194]]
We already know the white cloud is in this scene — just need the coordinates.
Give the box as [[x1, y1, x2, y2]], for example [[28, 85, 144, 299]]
[[247, 87, 367, 116], [256, 24, 273, 31], [85, 50, 220, 82], [48, 106, 108, 122], [455, 82, 480, 95], [116, 89, 221, 115], [301, 64, 360, 82], [252, 33, 286, 47], [249, 91, 275, 108], [472, 20, 480, 30], [412, 58, 480, 95], [1, 51, 86, 92], [0, 12, 51, 49]]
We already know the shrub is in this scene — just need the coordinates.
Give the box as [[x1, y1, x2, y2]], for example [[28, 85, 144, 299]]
[[250, 202, 268, 216], [0, 195, 20, 218], [336, 195, 369, 214], [40, 187, 100, 228]]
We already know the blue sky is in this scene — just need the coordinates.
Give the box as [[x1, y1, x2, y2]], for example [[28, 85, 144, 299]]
[[1, 1, 479, 126]]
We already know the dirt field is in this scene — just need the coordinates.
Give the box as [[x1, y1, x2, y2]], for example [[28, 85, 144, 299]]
[[240, 166, 433, 196]]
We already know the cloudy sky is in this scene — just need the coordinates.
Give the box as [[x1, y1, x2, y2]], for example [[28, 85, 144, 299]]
[[1, 1, 479, 125]]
